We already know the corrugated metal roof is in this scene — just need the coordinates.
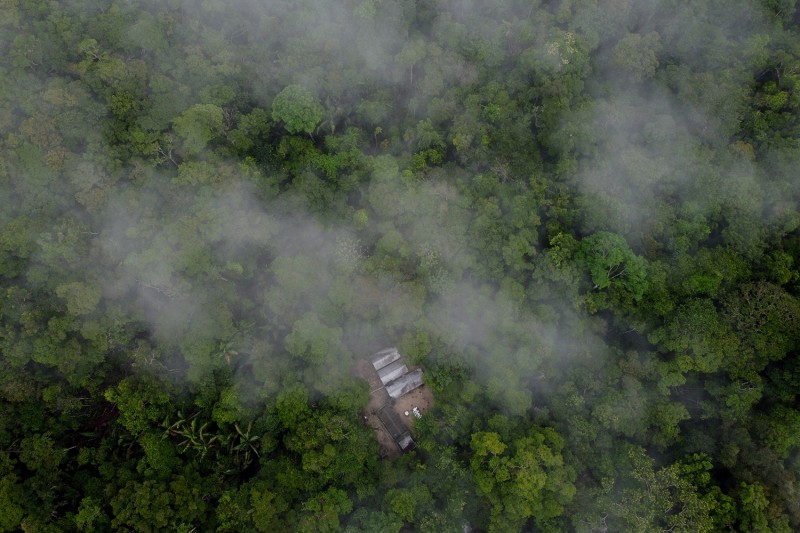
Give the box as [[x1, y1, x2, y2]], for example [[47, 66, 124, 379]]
[[377, 403, 413, 450], [378, 359, 408, 385], [370, 347, 400, 372], [386, 368, 424, 399]]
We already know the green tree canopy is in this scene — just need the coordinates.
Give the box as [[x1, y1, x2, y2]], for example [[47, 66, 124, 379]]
[[272, 85, 324, 135]]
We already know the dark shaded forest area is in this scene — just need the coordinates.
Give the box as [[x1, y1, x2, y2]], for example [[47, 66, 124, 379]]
[[1, 0, 800, 531]]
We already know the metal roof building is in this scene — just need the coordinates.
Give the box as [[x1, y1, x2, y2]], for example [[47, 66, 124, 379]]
[[369, 347, 424, 399], [377, 359, 408, 385], [370, 347, 401, 372], [377, 403, 415, 451], [386, 368, 424, 399], [367, 347, 425, 453]]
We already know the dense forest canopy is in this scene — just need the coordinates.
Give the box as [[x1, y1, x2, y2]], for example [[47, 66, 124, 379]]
[[1, 0, 799, 531]]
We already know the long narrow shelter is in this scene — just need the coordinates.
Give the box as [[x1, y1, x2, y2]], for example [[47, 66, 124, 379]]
[[377, 359, 408, 385], [386, 368, 424, 399], [377, 403, 415, 451], [370, 348, 401, 373]]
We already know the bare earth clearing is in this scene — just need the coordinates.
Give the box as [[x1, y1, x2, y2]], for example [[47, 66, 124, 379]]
[[352, 358, 434, 458]]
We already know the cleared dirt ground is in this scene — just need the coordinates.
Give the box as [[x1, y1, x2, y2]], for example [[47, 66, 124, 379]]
[[352, 359, 434, 458], [353, 358, 389, 412], [391, 381, 434, 429]]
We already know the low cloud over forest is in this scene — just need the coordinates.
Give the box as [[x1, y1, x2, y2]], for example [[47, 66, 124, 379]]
[[1, 0, 799, 531]]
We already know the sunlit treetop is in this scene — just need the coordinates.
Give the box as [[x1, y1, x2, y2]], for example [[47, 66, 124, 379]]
[[271, 84, 324, 136]]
